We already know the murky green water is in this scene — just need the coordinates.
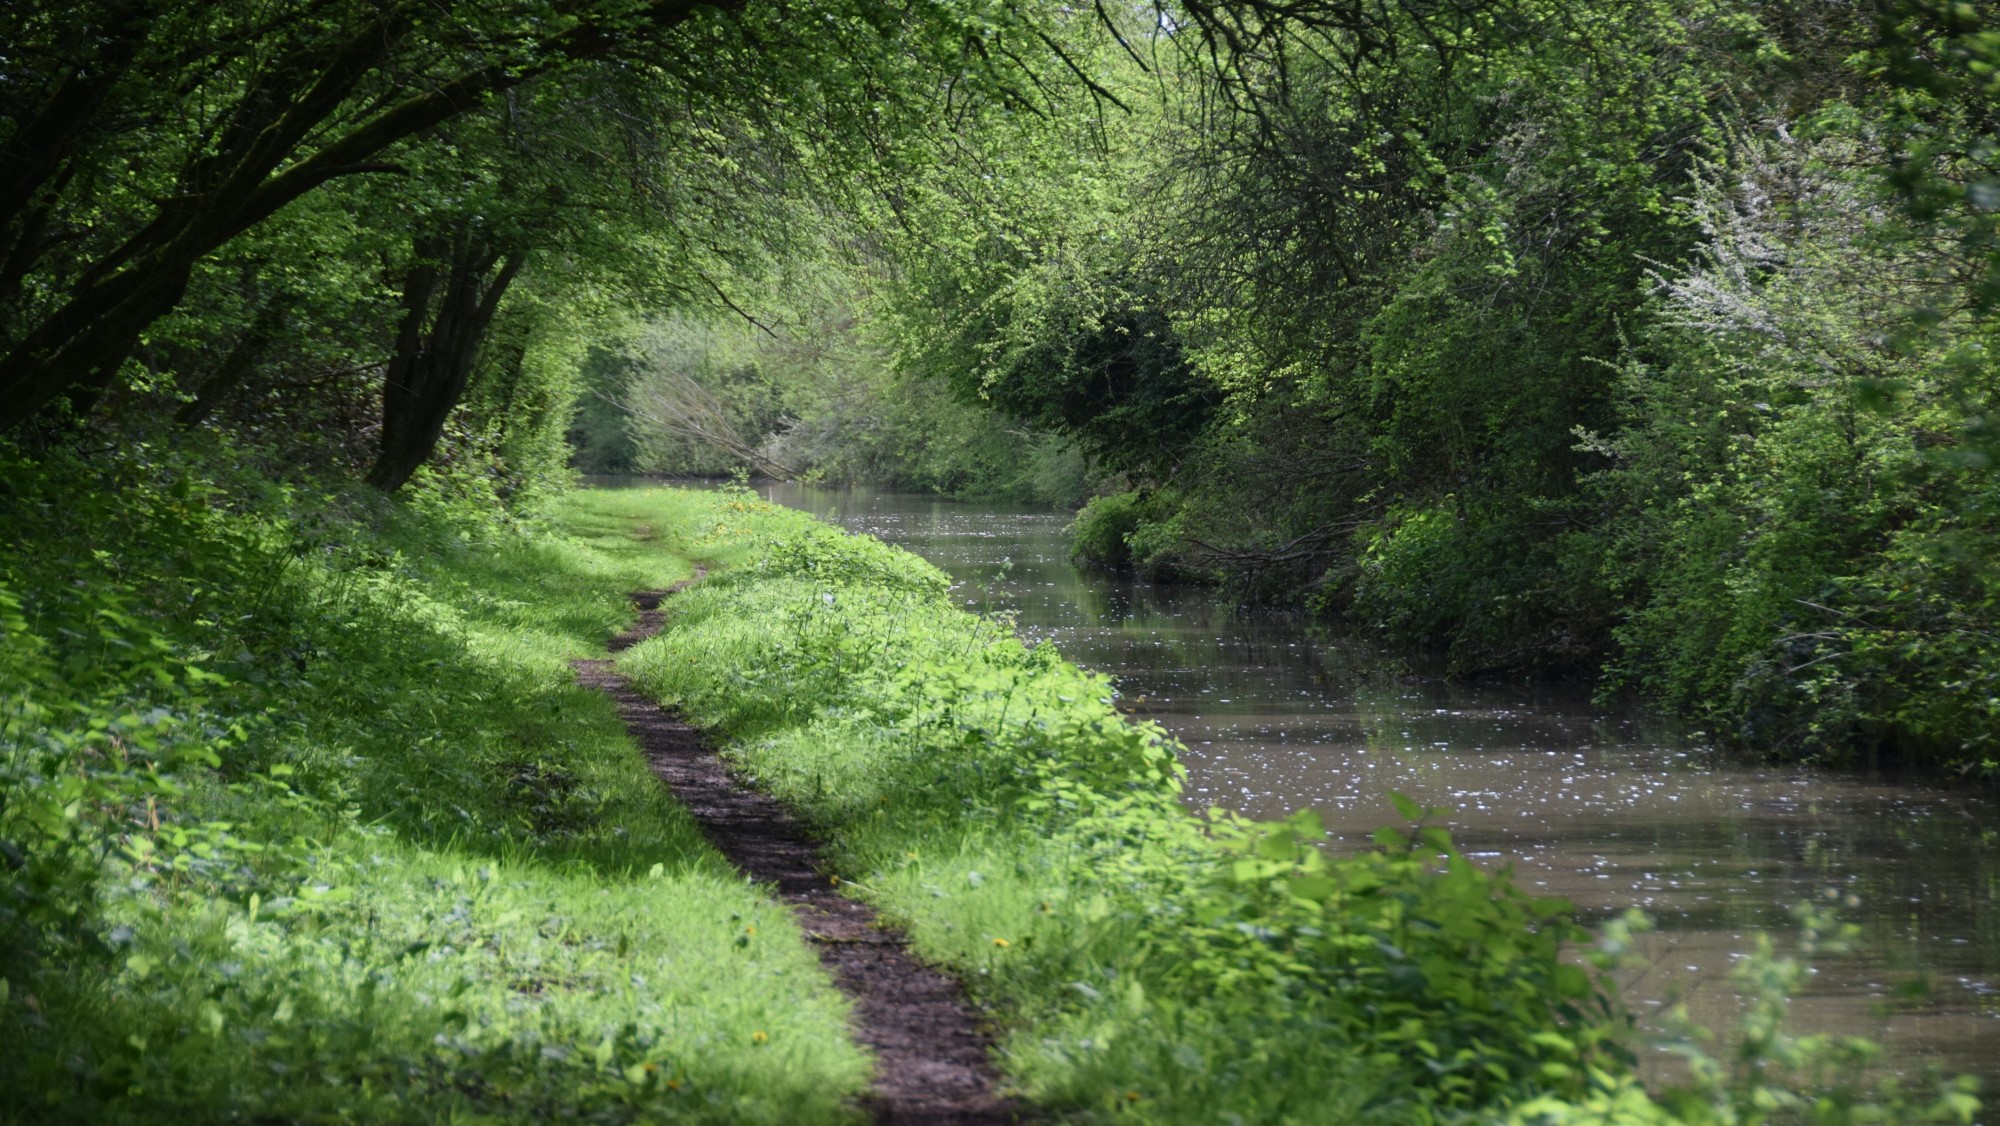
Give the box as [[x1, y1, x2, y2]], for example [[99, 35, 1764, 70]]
[[598, 478, 2000, 1089]]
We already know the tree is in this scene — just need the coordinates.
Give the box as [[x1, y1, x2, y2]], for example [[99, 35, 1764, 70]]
[[0, 0, 739, 432], [366, 225, 526, 492]]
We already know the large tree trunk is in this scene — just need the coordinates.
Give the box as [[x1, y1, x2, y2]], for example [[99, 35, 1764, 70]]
[[365, 231, 524, 493]]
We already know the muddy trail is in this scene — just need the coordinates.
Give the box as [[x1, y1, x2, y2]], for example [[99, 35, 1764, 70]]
[[572, 582, 1017, 1125]]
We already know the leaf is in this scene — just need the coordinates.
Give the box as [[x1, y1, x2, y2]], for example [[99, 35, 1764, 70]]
[[1388, 791, 1422, 822], [1289, 874, 1338, 902], [1254, 828, 1298, 861]]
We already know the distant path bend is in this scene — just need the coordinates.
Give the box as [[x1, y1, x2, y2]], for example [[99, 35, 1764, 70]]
[[571, 579, 1017, 1125]]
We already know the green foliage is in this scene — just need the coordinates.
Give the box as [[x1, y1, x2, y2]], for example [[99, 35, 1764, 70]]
[[1586, 126, 2000, 771], [1346, 499, 1606, 673], [571, 251, 1099, 504], [611, 313, 803, 478], [0, 446, 869, 1122], [568, 346, 642, 474], [1873, 0, 2000, 313], [875, 0, 1734, 658], [4, 0, 1127, 512], [1652, 903, 1982, 1124], [850, 0, 2000, 773], [1162, 802, 1613, 1106], [602, 487, 1637, 1121], [1507, 907, 1982, 1125], [1067, 491, 1145, 570], [790, 375, 1098, 506]]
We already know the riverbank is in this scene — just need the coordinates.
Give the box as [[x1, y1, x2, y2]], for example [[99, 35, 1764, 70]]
[[2, 453, 1977, 1123], [739, 481, 2000, 1091], [582, 485, 1981, 1123], [589, 486, 1606, 1120]]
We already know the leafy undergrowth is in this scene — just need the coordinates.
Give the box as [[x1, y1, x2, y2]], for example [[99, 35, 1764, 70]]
[[592, 486, 1616, 1123], [593, 485, 1983, 1126], [0, 449, 869, 1124]]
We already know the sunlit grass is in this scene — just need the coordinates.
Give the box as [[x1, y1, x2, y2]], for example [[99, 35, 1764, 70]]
[[2, 472, 870, 1124], [580, 487, 1420, 1122]]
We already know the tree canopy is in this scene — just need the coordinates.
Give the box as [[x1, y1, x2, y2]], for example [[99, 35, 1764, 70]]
[[5, 0, 1998, 771]]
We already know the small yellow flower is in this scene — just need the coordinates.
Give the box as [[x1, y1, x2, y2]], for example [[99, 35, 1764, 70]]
[[667, 1078, 683, 1091], [643, 1062, 659, 1073], [751, 1030, 769, 1045], [744, 925, 756, 936], [992, 937, 1011, 948], [1125, 1091, 1142, 1103]]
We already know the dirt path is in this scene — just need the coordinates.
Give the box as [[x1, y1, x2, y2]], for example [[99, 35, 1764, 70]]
[[572, 582, 1017, 1125]]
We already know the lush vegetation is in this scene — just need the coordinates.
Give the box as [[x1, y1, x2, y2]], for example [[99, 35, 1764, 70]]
[[10, 0, 1995, 774], [604, 485, 1978, 1124], [572, 305, 1096, 505], [617, 485, 1608, 1122], [518, 0, 2000, 777], [10, 452, 1977, 1121], [0, 449, 876, 1121], [848, 0, 2000, 777], [4, 0, 1998, 1120]]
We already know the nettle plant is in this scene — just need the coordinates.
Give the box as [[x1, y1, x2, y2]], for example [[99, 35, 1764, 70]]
[[0, 456, 280, 973], [1150, 797, 1618, 1110]]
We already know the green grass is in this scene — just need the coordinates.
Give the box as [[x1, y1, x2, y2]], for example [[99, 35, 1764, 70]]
[[580, 486, 1627, 1124], [0, 457, 871, 1123], [577, 486, 1984, 1126], [9, 461, 1970, 1125]]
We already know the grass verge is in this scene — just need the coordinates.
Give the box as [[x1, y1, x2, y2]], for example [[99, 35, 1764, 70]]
[[588, 486, 1636, 1124], [1, 450, 870, 1123]]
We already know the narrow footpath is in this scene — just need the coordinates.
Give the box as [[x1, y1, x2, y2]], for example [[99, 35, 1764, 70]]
[[571, 583, 1016, 1125]]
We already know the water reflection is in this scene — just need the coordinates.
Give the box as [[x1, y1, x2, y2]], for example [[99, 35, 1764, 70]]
[[596, 478, 2000, 1089]]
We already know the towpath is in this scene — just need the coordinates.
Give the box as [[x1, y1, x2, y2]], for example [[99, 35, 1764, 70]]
[[571, 580, 1016, 1125]]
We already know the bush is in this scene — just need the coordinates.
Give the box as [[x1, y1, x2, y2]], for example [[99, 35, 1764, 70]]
[[1067, 491, 1144, 570], [1586, 129, 2000, 772]]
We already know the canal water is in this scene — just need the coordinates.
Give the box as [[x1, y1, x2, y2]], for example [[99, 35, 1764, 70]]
[[608, 479, 2000, 1088]]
